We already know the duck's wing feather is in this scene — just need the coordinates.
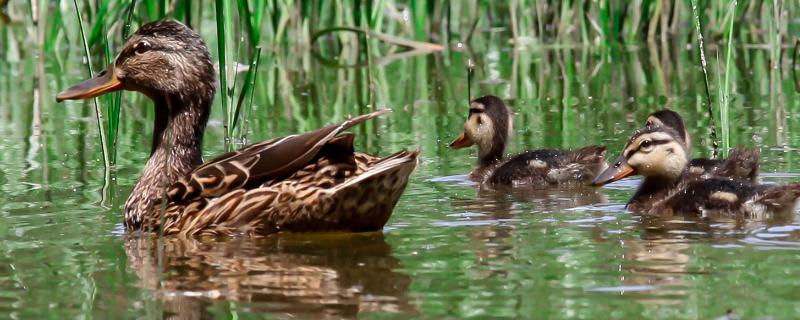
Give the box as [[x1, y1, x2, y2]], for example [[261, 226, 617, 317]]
[[717, 147, 760, 182], [652, 178, 799, 217], [167, 109, 389, 202], [686, 148, 760, 182], [165, 149, 419, 237]]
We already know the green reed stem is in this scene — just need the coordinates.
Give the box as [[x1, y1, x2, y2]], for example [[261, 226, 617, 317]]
[[159, 0, 167, 18], [690, 0, 720, 158], [103, 29, 117, 164], [720, 0, 737, 155], [214, 0, 231, 145], [72, 0, 110, 170], [104, 0, 137, 164], [467, 58, 474, 102], [232, 47, 262, 133], [793, 39, 799, 93]]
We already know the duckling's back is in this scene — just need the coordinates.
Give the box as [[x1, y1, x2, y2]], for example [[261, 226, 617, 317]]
[[487, 146, 607, 186], [686, 148, 760, 182], [650, 178, 800, 218]]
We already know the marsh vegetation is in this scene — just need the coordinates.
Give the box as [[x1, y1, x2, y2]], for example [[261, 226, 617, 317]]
[[1, 0, 799, 318]]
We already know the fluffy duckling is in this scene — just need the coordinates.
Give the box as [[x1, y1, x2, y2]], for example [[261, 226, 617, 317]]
[[449, 95, 607, 186], [645, 109, 759, 182], [592, 125, 800, 217]]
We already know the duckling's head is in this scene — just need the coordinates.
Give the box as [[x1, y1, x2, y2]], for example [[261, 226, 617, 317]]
[[449, 95, 513, 165], [645, 109, 690, 150], [592, 126, 689, 186], [57, 20, 216, 103]]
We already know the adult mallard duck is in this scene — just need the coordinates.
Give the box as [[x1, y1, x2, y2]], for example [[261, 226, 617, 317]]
[[449, 95, 607, 186], [56, 20, 419, 237], [645, 109, 759, 182], [592, 125, 800, 217]]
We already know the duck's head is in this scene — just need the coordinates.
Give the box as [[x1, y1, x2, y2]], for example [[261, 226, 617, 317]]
[[592, 125, 689, 186], [57, 20, 216, 103], [645, 109, 690, 149], [449, 95, 513, 164]]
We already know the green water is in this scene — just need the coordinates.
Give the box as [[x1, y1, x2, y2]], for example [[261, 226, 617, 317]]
[[4, 14, 800, 320]]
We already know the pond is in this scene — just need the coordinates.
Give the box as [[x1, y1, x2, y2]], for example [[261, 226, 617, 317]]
[[3, 7, 800, 320]]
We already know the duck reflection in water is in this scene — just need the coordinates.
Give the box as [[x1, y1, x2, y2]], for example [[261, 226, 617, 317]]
[[446, 184, 607, 275], [123, 232, 415, 319], [451, 184, 608, 218], [601, 212, 795, 305]]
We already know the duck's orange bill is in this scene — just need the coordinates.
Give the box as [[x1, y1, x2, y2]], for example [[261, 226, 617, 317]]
[[449, 132, 474, 149], [591, 155, 635, 186], [56, 66, 123, 102]]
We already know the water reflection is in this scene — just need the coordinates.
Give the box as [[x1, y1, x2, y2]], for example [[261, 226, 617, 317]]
[[601, 211, 798, 305], [124, 233, 414, 319], [447, 178, 609, 217], [445, 181, 610, 276]]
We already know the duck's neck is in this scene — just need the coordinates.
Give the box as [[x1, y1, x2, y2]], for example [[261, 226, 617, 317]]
[[628, 176, 679, 209], [124, 93, 211, 229], [150, 93, 209, 160], [478, 140, 505, 167]]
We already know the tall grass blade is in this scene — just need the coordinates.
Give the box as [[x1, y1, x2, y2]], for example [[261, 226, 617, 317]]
[[467, 58, 474, 102], [214, 0, 232, 146], [690, 0, 720, 158], [232, 47, 262, 134], [72, 0, 110, 170], [103, 28, 117, 163], [106, 0, 137, 164], [793, 39, 799, 93], [720, 0, 737, 155]]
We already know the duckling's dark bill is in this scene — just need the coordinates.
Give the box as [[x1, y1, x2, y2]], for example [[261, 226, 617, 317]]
[[449, 132, 474, 149], [56, 67, 123, 102], [591, 155, 635, 186]]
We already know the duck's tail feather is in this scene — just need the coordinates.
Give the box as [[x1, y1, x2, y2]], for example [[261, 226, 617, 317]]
[[720, 147, 760, 182], [571, 145, 608, 181], [749, 183, 800, 214], [327, 149, 420, 232]]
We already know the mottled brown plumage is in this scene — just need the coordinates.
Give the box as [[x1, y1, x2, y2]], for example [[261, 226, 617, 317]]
[[56, 20, 418, 236], [593, 125, 800, 218], [449, 95, 607, 186]]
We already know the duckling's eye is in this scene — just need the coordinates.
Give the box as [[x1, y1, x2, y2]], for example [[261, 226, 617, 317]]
[[640, 140, 652, 148], [645, 120, 653, 126], [134, 41, 151, 55]]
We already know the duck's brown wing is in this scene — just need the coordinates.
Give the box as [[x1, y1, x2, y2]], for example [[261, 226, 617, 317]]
[[167, 110, 389, 202], [162, 149, 419, 237]]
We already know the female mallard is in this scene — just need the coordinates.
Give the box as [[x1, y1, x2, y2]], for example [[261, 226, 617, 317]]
[[56, 20, 419, 237], [645, 109, 759, 182], [449, 95, 607, 186], [592, 125, 799, 217]]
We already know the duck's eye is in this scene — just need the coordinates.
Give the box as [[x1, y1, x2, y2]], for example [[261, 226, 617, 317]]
[[640, 140, 652, 148], [134, 41, 151, 55]]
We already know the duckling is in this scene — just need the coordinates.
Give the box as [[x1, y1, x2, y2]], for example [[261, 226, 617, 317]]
[[645, 109, 759, 182], [592, 125, 800, 217], [449, 95, 607, 186]]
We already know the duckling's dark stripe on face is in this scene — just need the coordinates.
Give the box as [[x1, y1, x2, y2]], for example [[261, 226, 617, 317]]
[[623, 139, 671, 159], [469, 108, 483, 114]]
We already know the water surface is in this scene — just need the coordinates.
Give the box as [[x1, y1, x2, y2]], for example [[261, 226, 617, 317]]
[[2, 21, 800, 319]]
